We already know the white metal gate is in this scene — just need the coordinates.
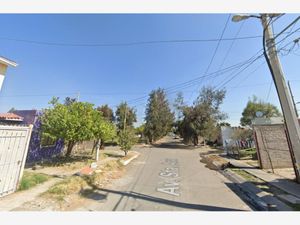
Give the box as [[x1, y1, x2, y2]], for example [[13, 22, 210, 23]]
[[0, 125, 33, 197]]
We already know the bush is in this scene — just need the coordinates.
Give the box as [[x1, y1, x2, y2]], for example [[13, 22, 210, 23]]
[[118, 128, 137, 156]]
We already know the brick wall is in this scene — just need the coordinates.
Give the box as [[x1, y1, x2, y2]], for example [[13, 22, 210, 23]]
[[253, 124, 294, 169]]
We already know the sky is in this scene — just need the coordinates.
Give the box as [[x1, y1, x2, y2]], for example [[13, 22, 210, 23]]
[[0, 14, 299, 126]]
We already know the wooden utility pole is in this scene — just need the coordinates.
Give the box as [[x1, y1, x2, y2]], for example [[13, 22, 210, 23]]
[[261, 14, 300, 182], [288, 81, 299, 118]]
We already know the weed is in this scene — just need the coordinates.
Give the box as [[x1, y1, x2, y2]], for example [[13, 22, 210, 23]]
[[18, 172, 50, 191], [45, 176, 88, 200]]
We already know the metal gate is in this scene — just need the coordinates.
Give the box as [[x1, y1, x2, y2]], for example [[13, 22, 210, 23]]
[[0, 125, 33, 197]]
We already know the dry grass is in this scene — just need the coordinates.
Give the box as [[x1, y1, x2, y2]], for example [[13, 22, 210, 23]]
[[44, 176, 88, 201], [43, 159, 124, 202]]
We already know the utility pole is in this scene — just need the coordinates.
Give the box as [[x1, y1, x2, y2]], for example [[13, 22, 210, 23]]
[[261, 14, 300, 182], [288, 81, 299, 118], [76, 91, 80, 101]]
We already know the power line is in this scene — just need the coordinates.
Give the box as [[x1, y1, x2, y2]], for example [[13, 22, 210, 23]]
[[124, 33, 296, 108], [0, 35, 266, 48], [203, 14, 232, 76], [125, 53, 263, 107], [217, 20, 245, 71], [213, 24, 300, 92], [188, 15, 290, 100], [226, 61, 266, 92], [215, 54, 265, 90], [189, 14, 231, 102]]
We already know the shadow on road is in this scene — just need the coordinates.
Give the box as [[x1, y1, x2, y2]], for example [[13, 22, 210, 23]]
[[81, 177, 246, 211], [152, 141, 196, 150]]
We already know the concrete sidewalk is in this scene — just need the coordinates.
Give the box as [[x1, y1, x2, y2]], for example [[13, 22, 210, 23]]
[[0, 178, 61, 211], [227, 159, 300, 200]]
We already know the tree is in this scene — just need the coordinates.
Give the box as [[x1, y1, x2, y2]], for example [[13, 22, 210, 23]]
[[118, 128, 137, 156], [144, 88, 175, 143], [41, 98, 98, 157], [64, 97, 77, 106], [240, 96, 281, 126], [135, 124, 146, 143], [173, 92, 185, 120], [92, 112, 116, 160], [97, 104, 115, 122], [178, 87, 227, 145], [115, 102, 137, 131]]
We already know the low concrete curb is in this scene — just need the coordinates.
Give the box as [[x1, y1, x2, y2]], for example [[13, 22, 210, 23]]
[[221, 169, 292, 211], [200, 153, 292, 211], [119, 151, 140, 166]]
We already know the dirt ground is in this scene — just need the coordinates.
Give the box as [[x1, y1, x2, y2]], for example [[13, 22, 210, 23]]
[[11, 147, 138, 211]]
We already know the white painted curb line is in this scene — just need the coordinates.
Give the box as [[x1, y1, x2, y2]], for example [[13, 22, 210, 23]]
[[120, 152, 140, 166]]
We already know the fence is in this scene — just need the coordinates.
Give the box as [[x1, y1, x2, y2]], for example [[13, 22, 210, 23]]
[[253, 124, 294, 169], [0, 125, 33, 197]]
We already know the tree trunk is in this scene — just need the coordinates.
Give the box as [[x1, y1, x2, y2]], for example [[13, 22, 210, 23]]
[[91, 140, 97, 155], [100, 139, 105, 150], [124, 150, 128, 156], [95, 139, 100, 162], [66, 141, 75, 157], [193, 135, 198, 146]]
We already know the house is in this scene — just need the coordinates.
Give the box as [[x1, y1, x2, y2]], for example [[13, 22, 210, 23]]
[[0, 110, 64, 164], [0, 55, 18, 91], [252, 117, 300, 171], [220, 126, 254, 154], [0, 113, 24, 125]]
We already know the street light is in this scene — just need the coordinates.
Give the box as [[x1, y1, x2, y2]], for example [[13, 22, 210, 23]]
[[231, 14, 260, 22], [232, 14, 282, 22], [232, 13, 300, 183]]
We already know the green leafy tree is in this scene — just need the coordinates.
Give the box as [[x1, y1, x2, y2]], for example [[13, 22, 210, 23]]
[[173, 92, 185, 120], [92, 111, 116, 150], [178, 87, 227, 145], [118, 128, 137, 156], [97, 104, 115, 122], [115, 102, 137, 131], [92, 112, 116, 159], [144, 88, 174, 143], [240, 96, 281, 126], [41, 98, 98, 157], [64, 97, 77, 106]]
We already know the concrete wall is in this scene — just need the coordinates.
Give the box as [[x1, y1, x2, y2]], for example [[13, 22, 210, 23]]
[[253, 124, 294, 169]]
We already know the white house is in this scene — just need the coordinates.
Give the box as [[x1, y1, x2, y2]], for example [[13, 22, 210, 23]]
[[0, 56, 18, 91]]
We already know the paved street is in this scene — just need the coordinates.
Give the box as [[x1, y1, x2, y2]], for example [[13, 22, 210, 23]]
[[78, 138, 252, 211]]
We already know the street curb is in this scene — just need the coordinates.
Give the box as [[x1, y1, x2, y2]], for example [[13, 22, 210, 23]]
[[221, 169, 292, 211], [221, 169, 269, 211], [200, 153, 292, 211], [119, 152, 140, 166]]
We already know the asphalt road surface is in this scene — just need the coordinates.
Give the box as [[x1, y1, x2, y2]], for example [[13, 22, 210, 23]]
[[78, 138, 252, 211]]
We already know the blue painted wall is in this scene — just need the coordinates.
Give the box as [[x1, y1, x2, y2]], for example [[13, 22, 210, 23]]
[[13, 110, 65, 164]]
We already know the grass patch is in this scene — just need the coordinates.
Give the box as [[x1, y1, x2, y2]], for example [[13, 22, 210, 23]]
[[105, 160, 124, 171], [230, 168, 261, 183], [18, 172, 50, 191], [44, 176, 88, 201]]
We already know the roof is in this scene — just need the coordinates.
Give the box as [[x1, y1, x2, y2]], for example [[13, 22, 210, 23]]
[[0, 113, 23, 121], [0, 56, 18, 67]]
